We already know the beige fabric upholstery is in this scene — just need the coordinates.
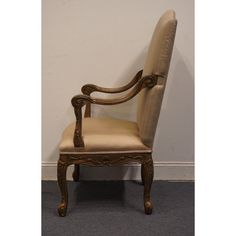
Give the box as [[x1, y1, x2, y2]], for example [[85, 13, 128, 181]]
[[137, 10, 177, 147], [138, 85, 165, 147], [60, 117, 150, 152]]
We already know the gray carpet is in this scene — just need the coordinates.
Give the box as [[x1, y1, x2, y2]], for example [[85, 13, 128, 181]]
[[42, 181, 194, 236]]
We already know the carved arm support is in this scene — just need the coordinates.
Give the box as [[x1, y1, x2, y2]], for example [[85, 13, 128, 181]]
[[81, 70, 143, 117], [71, 73, 160, 147]]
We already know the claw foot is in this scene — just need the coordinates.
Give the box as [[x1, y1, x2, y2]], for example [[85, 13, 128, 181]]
[[58, 203, 67, 217], [144, 200, 153, 215]]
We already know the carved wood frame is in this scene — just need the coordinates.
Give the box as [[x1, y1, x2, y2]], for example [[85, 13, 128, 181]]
[[57, 71, 161, 216]]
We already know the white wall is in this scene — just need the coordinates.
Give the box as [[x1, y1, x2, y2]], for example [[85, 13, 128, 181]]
[[42, 0, 194, 180]]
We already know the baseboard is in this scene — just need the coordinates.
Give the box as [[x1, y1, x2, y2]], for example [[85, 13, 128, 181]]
[[42, 161, 194, 181]]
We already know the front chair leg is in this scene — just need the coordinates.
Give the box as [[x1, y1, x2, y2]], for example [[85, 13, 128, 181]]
[[72, 164, 80, 182], [57, 159, 69, 217], [142, 155, 154, 214]]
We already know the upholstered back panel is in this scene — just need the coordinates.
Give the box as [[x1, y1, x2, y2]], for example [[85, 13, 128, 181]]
[[137, 10, 177, 147]]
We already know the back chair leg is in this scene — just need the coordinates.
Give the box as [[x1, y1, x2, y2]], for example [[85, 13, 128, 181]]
[[141, 163, 144, 185], [57, 159, 69, 217], [72, 164, 80, 182], [142, 155, 154, 214]]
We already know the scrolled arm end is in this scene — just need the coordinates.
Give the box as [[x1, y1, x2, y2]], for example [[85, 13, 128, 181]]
[[71, 94, 94, 108], [81, 84, 97, 95]]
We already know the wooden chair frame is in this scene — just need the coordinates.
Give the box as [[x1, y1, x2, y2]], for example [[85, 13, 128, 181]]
[[57, 70, 164, 216]]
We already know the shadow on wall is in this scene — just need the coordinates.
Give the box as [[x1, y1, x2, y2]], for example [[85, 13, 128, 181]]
[[152, 46, 194, 162], [45, 146, 59, 163]]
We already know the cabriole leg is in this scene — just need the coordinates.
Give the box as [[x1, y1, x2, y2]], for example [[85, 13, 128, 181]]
[[57, 159, 69, 217], [142, 155, 154, 214], [72, 164, 80, 182]]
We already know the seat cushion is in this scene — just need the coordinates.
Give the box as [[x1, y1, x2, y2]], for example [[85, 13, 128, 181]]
[[59, 117, 150, 153]]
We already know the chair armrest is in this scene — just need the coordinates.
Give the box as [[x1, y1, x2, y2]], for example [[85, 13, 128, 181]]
[[81, 70, 143, 95], [71, 74, 160, 147], [81, 70, 143, 117]]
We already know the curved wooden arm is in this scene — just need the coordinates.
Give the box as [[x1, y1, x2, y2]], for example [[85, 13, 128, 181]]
[[81, 70, 143, 95], [73, 74, 158, 106], [71, 74, 161, 147], [81, 70, 143, 117]]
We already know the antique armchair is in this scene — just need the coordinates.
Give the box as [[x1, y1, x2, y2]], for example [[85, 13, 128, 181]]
[[57, 10, 177, 216]]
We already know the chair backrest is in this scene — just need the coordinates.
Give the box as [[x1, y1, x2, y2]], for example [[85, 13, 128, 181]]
[[137, 10, 177, 148]]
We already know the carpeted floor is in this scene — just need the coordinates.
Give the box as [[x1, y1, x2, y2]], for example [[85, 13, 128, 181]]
[[42, 181, 194, 236]]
